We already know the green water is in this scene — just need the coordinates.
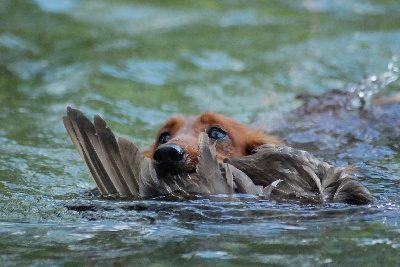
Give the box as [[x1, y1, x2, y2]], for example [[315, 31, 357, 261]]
[[1, 0, 400, 266]]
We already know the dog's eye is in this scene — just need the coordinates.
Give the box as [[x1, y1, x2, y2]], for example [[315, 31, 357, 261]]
[[158, 132, 170, 144], [207, 127, 228, 140]]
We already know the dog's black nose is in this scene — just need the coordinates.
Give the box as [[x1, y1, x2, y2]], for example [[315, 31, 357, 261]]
[[153, 144, 186, 164]]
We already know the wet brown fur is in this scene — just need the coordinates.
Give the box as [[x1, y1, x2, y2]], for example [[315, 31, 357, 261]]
[[142, 112, 281, 174]]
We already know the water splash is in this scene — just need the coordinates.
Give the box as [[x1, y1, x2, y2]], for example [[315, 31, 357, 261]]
[[348, 56, 399, 109]]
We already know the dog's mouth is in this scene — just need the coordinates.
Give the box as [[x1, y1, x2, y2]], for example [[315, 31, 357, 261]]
[[153, 143, 198, 176], [153, 158, 198, 176]]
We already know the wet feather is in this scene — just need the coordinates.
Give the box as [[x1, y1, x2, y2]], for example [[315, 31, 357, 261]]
[[64, 107, 373, 204]]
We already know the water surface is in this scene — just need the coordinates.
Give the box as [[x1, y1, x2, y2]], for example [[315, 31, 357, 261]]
[[1, 1, 399, 266]]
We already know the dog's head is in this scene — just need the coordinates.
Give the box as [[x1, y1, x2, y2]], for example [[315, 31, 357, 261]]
[[142, 112, 281, 176]]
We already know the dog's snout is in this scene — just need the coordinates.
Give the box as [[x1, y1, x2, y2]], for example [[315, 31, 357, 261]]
[[153, 144, 185, 164]]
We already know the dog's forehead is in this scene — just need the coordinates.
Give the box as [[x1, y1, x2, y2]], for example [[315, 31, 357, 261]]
[[161, 113, 236, 134], [196, 112, 225, 125], [161, 115, 195, 133]]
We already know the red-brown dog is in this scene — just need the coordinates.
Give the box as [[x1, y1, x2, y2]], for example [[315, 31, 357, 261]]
[[142, 112, 281, 176]]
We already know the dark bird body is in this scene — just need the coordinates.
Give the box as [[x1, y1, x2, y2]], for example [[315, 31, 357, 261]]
[[63, 107, 373, 204]]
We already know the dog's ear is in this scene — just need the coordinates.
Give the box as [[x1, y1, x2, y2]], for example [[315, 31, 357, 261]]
[[245, 129, 282, 155]]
